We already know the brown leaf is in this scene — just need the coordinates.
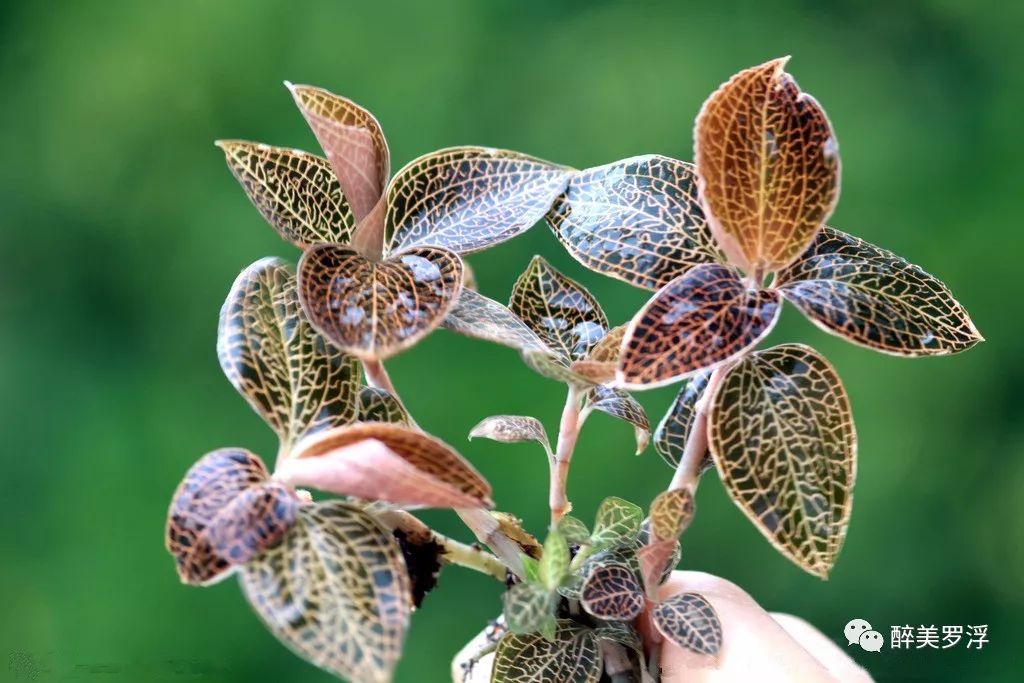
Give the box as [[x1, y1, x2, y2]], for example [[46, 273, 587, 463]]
[[695, 58, 840, 274], [298, 244, 463, 360], [469, 415, 551, 454], [216, 141, 356, 248], [275, 437, 484, 508], [165, 448, 297, 585], [580, 562, 645, 621], [652, 592, 722, 656], [618, 263, 781, 388], [649, 488, 695, 541], [286, 83, 390, 224], [775, 227, 983, 356], [510, 256, 608, 361], [291, 423, 493, 508], [708, 344, 856, 578], [547, 155, 722, 290], [386, 147, 570, 255]]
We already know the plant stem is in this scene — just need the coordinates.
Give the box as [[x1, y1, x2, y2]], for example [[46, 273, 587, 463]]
[[374, 507, 507, 581], [549, 385, 584, 526], [361, 358, 419, 429], [668, 365, 727, 494], [600, 641, 634, 681], [456, 508, 526, 577]]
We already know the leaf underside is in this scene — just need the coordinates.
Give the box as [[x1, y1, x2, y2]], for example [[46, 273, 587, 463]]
[[775, 227, 982, 356], [470, 415, 551, 453], [218, 258, 360, 452], [217, 141, 356, 248], [546, 155, 721, 290], [695, 57, 840, 274], [291, 423, 493, 508], [708, 343, 856, 578], [240, 502, 410, 683], [386, 147, 570, 256], [510, 256, 609, 361], [654, 368, 713, 469], [442, 289, 549, 353], [492, 621, 602, 683], [298, 244, 463, 360], [619, 263, 781, 388], [166, 448, 298, 586], [652, 592, 723, 656]]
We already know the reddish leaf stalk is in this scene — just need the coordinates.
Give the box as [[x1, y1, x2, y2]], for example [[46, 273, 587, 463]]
[[668, 365, 728, 493], [549, 385, 585, 525]]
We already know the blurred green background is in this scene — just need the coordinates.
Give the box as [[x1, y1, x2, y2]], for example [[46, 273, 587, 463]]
[[1, 0, 1020, 681]]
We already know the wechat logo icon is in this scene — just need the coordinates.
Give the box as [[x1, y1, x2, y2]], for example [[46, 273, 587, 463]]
[[845, 619, 883, 652]]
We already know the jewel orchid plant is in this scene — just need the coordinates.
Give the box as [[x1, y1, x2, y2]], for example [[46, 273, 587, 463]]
[[166, 58, 981, 683]]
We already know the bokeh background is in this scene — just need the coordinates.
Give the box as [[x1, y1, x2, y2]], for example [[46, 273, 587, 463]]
[[2, 0, 1021, 681]]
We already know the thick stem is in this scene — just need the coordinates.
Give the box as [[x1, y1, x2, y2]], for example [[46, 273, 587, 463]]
[[374, 508, 506, 581], [549, 386, 584, 526], [668, 366, 727, 494], [457, 508, 525, 577]]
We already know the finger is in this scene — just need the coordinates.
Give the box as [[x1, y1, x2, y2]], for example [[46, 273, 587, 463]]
[[771, 613, 872, 682]]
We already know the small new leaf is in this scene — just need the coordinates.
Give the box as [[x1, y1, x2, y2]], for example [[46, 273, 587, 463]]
[[557, 516, 591, 546], [708, 344, 856, 578], [651, 592, 723, 656], [492, 621, 602, 683], [503, 582, 558, 636], [470, 416, 551, 455], [240, 502, 411, 683], [591, 497, 643, 548], [580, 562, 645, 621], [649, 489, 695, 541], [539, 529, 571, 591]]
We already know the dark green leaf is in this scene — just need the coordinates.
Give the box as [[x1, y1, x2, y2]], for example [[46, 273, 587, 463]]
[[356, 386, 411, 425], [492, 621, 602, 683], [651, 592, 722, 656], [591, 497, 643, 548], [503, 582, 558, 636], [580, 562, 645, 621], [654, 369, 712, 469]]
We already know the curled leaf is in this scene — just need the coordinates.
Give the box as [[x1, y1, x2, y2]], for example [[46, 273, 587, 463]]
[[651, 592, 723, 656], [618, 263, 781, 388], [386, 147, 571, 255], [298, 244, 463, 360], [218, 258, 360, 452], [547, 155, 721, 290], [470, 416, 551, 455], [584, 386, 650, 455], [695, 57, 840, 274], [708, 344, 856, 578], [591, 497, 643, 548], [510, 256, 609, 361], [166, 448, 297, 585], [357, 386, 411, 425], [654, 369, 712, 469], [216, 141, 356, 248], [580, 562, 645, 621], [287, 83, 390, 224], [492, 621, 602, 683], [240, 501, 410, 683], [291, 423, 493, 508], [649, 489, 695, 541], [442, 289, 550, 353], [775, 227, 982, 356]]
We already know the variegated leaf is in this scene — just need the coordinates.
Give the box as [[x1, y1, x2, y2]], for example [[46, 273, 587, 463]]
[[591, 497, 643, 548], [166, 448, 297, 586], [593, 622, 644, 660], [637, 539, 678, 593], [492, 621, 602, 683], [357, 386, 411, 425], [649, 488, 695, 541], [240, 502, 410, 683], [216, 141, 356, 248], [557, 516, 591, 546], [538, 529, 570, 592], [291, 423, 493, 508], [585, 324, 627, 364], [654, 369, 712, 469], [580, 562, 644, 621], [651, 592, 722, 656], [442, 289, 550, 353], [470, 416, 551, 455], [287, 84, 390, 224], [217, 258, 360, 452], [584, 386, 650, 455], [547, 155, 721, 290], [618, 263, 781, 388], [510, 256, 609, 361], [694, 58, 840, 274], [708, 344, 856, 578], [503, 582, 558, 636], [386, 147, 571, 255], [775, 227, 982, 356], [521, 350, 595, 387], [298, 244, 463, 360], [275, 436, 484, 509]]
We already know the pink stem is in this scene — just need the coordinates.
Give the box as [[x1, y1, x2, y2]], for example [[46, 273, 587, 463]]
[[549, 386, 584, 525]]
